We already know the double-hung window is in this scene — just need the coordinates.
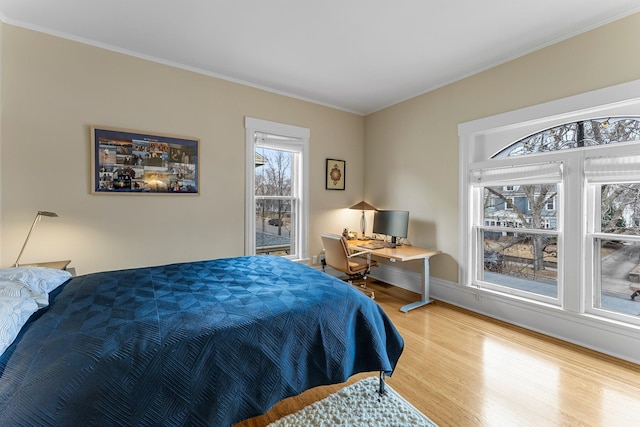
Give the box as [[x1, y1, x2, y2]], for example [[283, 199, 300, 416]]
[[245, 118, 309, 261], [470, 162, 563, 303], [585, 153, 640, 322]]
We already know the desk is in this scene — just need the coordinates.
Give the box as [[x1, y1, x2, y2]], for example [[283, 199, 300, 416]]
[[348, 240, 440, 312]]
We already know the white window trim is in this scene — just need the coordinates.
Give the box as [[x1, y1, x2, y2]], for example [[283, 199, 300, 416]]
[[245, 117, 310, 262]]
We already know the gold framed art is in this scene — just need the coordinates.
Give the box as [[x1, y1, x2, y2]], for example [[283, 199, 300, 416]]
[[326, 158, 345, 190]]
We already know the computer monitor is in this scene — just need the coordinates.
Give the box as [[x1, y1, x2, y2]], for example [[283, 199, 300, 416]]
[[372, 210, 409, 247]]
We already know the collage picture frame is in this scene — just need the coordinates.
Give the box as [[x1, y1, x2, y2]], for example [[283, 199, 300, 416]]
[[91, 126, 199, 194]]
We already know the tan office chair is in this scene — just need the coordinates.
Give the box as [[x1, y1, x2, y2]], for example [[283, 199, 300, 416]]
[[321, 233, 377, 299]]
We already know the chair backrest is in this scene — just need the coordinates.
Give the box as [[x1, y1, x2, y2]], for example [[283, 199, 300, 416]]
[[321, 233, 351, 274]]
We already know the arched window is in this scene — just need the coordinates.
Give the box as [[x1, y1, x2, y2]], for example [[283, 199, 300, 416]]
[[493, 117, 640, 157], [461, 94, 640, 336]]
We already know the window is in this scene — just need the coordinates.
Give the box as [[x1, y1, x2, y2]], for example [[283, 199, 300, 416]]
[[545, 197, 556, 211], [471, 163, 562, 303], [461, 100, 640, 325], [504, 196, 515, 211], [493, 117, 640, 157], [245, 118, 309, 261], [585, 155, 640, 321]]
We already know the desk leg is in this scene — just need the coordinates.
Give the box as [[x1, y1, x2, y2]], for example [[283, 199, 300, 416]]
[[400, 255, 434, 312]]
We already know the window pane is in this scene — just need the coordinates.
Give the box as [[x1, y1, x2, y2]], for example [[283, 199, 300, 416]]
[[483, 184, 557, 230], [597, 238, 640, 317], [483, 230, 557, 298], [599, 183, 640, 234], [595, 182, 640, 318], [254, 144, 295, 257], [255, 147, 292, 197], [583, 118, 640, 146], [255, 199, 292, 255], [494, 117, 640, 157]]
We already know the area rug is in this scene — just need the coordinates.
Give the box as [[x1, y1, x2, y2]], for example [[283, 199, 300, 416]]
[[268, 376, 438, 426]]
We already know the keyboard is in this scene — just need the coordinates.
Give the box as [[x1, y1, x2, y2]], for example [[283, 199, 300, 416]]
[[358, 241, 386, 250]]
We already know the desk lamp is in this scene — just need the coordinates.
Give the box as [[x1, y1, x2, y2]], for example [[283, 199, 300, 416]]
[[14, 211, 59, 267], [349, 201, 377, 240]]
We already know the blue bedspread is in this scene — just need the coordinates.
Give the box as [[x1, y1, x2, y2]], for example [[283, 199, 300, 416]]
[[0, 255, 403, 426]]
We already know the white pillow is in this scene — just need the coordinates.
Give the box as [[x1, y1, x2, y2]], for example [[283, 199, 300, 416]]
[[0, 279, 48, 307], [0, 267, 72, 306], [0, 294, 39, 355]]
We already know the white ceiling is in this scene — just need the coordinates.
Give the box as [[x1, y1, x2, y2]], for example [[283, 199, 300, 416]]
[[1, 1, 639, 115]]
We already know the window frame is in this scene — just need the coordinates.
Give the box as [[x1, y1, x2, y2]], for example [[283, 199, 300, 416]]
[[245, 117, 309, 262], [470, 160, 564, 305], [584, 146, 640, 323], [459, 79, 640, 326]]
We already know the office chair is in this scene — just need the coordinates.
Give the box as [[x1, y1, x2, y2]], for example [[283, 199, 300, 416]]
[[321, 233, 377, 299]]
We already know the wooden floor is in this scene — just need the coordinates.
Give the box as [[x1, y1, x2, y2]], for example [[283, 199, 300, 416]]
[[236, 279, 640, 427]]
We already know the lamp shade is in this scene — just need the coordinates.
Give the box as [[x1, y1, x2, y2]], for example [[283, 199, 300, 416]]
[[349, 201, 376, 238], [349, 201, 377, 211]]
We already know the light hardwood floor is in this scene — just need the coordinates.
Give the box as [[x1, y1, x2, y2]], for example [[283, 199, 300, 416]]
[[237, 279, 640, 427]]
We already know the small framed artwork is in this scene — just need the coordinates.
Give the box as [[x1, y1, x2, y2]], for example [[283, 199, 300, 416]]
[[91, 126, 199, 194], [326, 158, 345, 190]]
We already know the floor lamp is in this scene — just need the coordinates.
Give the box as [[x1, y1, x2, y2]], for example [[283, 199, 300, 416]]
[[14, 211, 59, 267], [349, 201, 377, 240]]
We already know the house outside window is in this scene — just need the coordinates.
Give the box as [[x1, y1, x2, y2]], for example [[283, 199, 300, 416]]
[[245, 118, 309, 262]]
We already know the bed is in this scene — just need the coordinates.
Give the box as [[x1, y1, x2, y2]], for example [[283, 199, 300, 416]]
[[0, 255, 404, 426]]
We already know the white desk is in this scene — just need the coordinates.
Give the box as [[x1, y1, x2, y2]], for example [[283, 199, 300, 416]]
[[348, 240, 440, 312]]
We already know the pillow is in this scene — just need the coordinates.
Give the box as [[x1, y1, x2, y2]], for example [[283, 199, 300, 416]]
[[0, 294, 39, 355], [0, 279, 48, 307], [0, 267, 72, 306]]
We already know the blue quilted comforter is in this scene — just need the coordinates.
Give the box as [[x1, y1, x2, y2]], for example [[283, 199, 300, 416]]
[[0, 256, 403, 426]]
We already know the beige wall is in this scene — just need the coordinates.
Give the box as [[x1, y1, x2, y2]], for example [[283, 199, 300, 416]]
[[0, 25, 365, 274], [364, 12, 640, 283], [2, 13, 639, 277]]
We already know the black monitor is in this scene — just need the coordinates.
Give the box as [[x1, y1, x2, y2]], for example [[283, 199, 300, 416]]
[[372, 210, 409, 247]]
